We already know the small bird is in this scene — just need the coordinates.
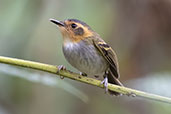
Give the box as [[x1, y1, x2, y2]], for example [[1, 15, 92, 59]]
[[50, 18, 123, 95]]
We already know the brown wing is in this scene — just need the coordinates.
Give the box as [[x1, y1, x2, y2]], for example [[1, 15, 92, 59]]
[[93, 39, 120, 78]]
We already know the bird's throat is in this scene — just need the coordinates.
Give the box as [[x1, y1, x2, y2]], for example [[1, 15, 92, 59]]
[[63, 37, 79, 49]]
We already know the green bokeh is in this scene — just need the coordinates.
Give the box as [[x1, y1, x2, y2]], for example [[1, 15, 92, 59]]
[[0, 0, 171, 114]]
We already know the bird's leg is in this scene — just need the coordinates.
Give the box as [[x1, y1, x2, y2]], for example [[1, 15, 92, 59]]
[[101, 75, 108, 93], [57, 65, 66, 79], [80, 72, 87, 77]]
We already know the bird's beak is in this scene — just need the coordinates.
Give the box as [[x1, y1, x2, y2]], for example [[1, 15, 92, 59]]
[[49, 18, 64, 27]]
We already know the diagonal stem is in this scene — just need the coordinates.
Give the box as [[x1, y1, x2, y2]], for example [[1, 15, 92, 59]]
[[0, 56, 171, 104]]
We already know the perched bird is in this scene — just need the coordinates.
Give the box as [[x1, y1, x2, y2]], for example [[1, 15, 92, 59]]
[[50, 18, 123, 95]]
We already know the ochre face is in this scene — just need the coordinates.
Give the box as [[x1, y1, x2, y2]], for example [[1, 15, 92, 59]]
[[58, 19, 94, 43]]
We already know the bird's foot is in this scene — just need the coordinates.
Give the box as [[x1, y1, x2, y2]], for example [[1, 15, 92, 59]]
[[57, 65, 66, 71], [101, 76, 108, 93], [80, 72, 87, 77], [57, 65, 66, 79]]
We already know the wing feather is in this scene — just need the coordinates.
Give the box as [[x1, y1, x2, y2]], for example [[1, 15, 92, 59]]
[[93, 39, 120, 78]]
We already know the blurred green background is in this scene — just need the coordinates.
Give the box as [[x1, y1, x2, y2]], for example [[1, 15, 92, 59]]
[[0, 0, 171, 114]]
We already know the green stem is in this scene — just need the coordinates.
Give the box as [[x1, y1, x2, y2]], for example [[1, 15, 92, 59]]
[[0, 56, 170, 104]]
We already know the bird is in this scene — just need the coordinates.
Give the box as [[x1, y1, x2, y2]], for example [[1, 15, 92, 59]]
[[50, 18, 123, 95]]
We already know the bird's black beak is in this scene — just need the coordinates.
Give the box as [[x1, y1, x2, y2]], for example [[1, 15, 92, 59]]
[[49, 18, 64, 27]]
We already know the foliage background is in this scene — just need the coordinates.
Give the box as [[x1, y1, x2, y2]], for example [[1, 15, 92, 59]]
[[0, 0, 171, 114]]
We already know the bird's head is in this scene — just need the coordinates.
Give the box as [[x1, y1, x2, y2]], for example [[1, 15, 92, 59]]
[[50, 19, 96, 44]]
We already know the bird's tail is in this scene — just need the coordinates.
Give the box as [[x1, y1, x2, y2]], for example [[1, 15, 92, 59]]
[[107, 70, 123, 96]]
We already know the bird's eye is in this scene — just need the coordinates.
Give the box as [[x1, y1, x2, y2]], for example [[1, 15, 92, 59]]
[[71, 23, 77, 28]]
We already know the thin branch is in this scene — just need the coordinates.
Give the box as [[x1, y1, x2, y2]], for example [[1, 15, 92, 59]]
[[0, 56, 170, 104]]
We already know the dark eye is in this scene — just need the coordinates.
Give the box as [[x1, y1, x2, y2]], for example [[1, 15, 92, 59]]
[[71, 23, 77, 28]]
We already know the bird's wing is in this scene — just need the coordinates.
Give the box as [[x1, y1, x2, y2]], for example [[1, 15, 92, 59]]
[[93, 39, 120, 78]]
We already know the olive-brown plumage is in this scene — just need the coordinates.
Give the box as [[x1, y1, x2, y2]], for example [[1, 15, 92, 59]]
[[50, 18, 123, 95]]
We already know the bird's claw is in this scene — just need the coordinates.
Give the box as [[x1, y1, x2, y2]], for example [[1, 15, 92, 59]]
[[80, 72, 87, 76], [57, 65, 66, 72], [101, 76, 108, 93], [57, 65, 66, 79]]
